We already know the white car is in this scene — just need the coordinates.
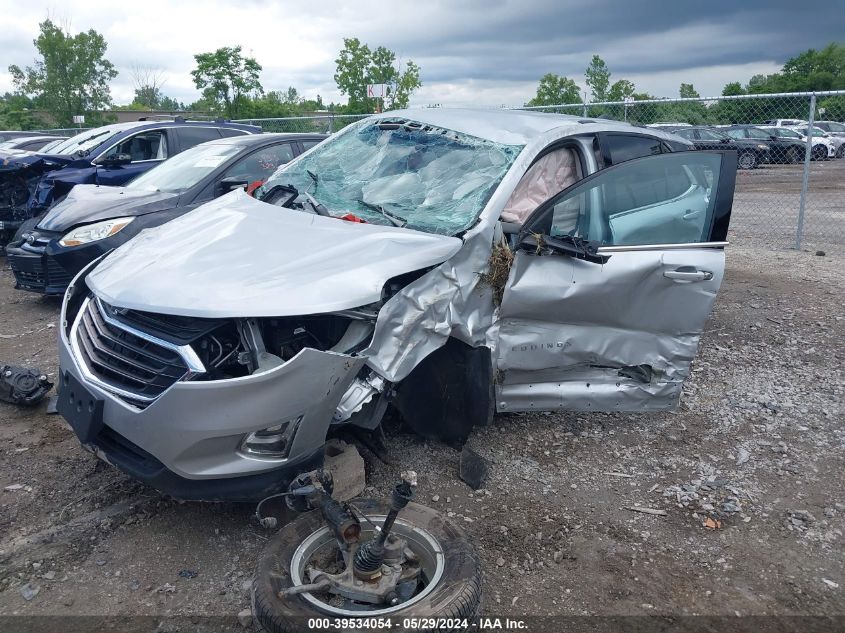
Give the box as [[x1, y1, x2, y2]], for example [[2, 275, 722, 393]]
[[788, 126, 840, 159], [768, 126, 836, 160], [813, 121, 845, 158], [763, 119, 807, 127]]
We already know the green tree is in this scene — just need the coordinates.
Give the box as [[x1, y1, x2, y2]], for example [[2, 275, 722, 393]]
[[679, 83, 700, 98], [334, 38, 422, 113], [673, 83, 708, 125], [607, 79, 635, 102], [585, 55, 611, 102], [8, 19, 117, 127], [191, 46, 263, 118], [0, 93, 40, 130], [526, 73, 581, 106], [158, 96, 186, 111]]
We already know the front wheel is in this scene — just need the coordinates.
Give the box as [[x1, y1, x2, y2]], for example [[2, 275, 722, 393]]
[[738, 151, 758, 170], [785, 146, 802, 164], [836, 145, 845, 159], [811, 145, 828, 161], [253, 499, 482, 632]]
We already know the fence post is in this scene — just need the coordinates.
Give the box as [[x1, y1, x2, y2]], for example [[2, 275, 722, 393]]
[[329, 112, 334, 134], [794, 94, 816, 250]]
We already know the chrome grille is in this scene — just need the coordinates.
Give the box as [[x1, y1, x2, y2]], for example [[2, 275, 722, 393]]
[[71, 297, 205, 404]]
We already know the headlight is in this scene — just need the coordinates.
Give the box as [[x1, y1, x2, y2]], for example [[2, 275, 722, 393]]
[[59, 217, 134, 247]]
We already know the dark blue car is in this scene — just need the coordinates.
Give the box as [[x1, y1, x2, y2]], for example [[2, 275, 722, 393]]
[[0, 117, 260, 244]]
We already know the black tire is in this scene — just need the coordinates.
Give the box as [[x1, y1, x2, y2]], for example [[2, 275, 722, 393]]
[[811, 145, 827, 161], [837, 145, 845, 159], [737, 151, 757, 170], [253, 499, 482, 632], [786, 146, 802, 164]]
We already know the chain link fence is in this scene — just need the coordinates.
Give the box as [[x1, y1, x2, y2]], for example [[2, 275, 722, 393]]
[[521, 91, 845, 252], [30, 91, 845, 251]]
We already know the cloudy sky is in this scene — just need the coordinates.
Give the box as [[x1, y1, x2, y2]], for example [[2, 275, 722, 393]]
[[0, 0, 843, 109]]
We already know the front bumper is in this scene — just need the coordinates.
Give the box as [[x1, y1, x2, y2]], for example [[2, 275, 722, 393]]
[[6, 236, 120, 295], [6, 245, 76, 295], [57, 290, 366, 501]]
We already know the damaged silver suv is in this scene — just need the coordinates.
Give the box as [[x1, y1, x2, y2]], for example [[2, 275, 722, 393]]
[[57, 109, 736, 500]]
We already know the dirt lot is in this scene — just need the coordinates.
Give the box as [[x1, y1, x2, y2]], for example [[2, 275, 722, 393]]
[[0, 186, 843, 630]]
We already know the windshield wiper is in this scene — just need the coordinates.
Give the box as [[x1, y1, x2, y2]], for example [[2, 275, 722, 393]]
[[357, 199, 407, 228], [304, 192, 331, 217], [307, 169, 319, 190]]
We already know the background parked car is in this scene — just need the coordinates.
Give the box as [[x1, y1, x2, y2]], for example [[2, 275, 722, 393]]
[[760, 126, 835, 160], [790, 123, 842, 160], [660, 125, 769, 169], [790, 125, 844, 158], [0, 135, 69, 153], [813, 120, 845, 143], [0, 117, 260, 246], [6, 133, 324, 295], [762, 119, 806, 127], [723, 125, 804, 163], [0, 131, 58, 143]]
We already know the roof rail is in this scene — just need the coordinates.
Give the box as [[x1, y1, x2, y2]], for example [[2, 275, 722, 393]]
[[137, 114, 178, 121]]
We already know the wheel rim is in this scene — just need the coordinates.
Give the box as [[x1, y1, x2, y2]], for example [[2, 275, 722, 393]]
[[739, 153, 755, 169], [289, 515, 446, 616]]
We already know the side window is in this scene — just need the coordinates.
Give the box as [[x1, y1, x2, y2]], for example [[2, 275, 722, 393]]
[[300, 139, 322, 151], [673, 129, 695, 140], [600, 133, 663, 167], [725, 129, 745, 139], [177, 127, 223, 150], [101, 130, 168, 162], [531, 152, 728, 246], [219, 128, 249, 138], [223, 143, 295, 183]]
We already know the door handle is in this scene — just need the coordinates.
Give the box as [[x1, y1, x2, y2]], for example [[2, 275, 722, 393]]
[[682, 209, 702, 220], [664, 269, 713, 282]]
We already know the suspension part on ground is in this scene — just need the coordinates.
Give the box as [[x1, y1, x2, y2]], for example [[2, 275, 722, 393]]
[[353, 471, 417, 580]]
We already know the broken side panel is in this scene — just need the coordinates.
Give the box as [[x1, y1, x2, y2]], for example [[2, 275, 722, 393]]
[[495, 247, 725, 412]]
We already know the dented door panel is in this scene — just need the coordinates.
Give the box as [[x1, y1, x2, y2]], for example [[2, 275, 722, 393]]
[[495, 247, 725, 412]]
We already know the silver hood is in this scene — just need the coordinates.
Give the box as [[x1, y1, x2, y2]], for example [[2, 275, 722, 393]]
[[86, 190, 462, 318]]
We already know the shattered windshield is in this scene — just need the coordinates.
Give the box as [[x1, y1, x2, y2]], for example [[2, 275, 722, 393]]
[[259, 118, 522, 235], [48, 127, 122, 157], [127, 143, 240, 193]]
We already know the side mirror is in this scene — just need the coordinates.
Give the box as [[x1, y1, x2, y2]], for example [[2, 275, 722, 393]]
[[720, 138, 730, 144], [102, 153, 132, 167], [770, 135, 778, 141], [217, 175, 250, 194]]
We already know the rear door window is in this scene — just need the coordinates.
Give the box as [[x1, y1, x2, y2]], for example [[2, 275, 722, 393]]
[[300, 139, 322, 151], [219, 128, 250, 138], [176, 127, 223, 151], [599, 133, 664, 167], [224, 143, 296, 183]]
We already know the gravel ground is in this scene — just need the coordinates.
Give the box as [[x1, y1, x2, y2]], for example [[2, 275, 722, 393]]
[[0, 239, 843, 628]]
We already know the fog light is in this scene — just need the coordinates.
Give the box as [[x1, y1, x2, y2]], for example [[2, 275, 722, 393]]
[[240, 416, 302, 458]]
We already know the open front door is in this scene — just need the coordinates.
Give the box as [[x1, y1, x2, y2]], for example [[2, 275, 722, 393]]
[[495, 150, 737, 413]]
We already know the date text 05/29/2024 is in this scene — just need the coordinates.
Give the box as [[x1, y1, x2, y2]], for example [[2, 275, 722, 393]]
[[306, 617, 528, 630]]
